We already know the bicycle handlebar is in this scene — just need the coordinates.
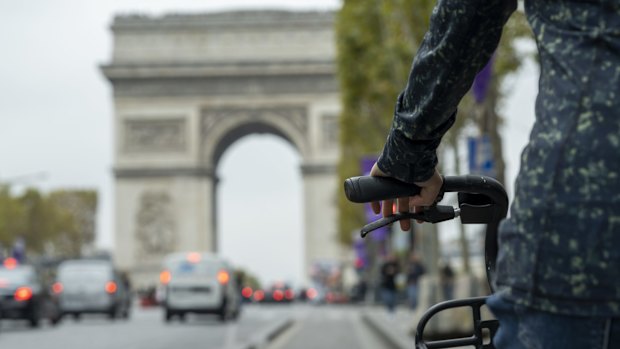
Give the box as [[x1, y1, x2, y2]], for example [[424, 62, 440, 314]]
[[343, 175, 508, 291]]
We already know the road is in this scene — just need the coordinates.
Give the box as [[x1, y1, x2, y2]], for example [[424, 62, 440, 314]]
[[265, 305, 387, 349], [0, 303, 395, 349]]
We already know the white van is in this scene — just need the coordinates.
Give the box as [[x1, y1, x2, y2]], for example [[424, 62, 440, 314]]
[[160, 252, 241, 322]]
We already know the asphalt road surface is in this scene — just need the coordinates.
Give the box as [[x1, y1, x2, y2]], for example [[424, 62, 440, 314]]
[[0, 303, 292, 349], [265, 305, 387, 349], [0, 303, 392, 349]]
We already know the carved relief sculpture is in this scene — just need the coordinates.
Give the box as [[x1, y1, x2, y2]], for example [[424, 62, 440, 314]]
[[135, 191, 177, 257], [124, 118, 187, 153]]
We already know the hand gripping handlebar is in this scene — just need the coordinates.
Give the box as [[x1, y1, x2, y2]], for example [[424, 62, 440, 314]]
[[344, 175, 508, 290], [344, 175, 509, 349]]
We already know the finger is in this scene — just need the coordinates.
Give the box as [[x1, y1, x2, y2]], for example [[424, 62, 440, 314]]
[[410, 191, 435, 207], [382, 199, 394, 218], [398, 197, 410, 231], [412, 205, 424, 224], [371, 201, 381, 215], [398, 197, 409, 214], [399, 218, 410, 231]]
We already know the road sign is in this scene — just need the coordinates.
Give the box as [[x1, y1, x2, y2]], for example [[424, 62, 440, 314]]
[[468, 135, 495, 177]]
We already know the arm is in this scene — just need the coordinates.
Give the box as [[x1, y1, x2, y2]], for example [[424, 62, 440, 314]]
[[377, 0, 517, 183], [371, 0, 516, 228]]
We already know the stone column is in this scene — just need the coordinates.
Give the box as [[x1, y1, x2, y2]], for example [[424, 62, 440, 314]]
[[114, 169, 215, 288], [301, 163, 342, 284]]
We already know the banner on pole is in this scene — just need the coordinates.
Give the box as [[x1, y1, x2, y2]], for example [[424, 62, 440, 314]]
[[468, 135, 495, 177]]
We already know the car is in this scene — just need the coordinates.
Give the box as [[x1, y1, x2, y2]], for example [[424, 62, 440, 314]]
[[137, 286, 158, 307], [159, 252, 241, 322], [260, 282, 295, 304], [325, 290, 349, 304], [52, 259, 131, 321], [240, 286, 255, 303], [0, 258, 55, 327]]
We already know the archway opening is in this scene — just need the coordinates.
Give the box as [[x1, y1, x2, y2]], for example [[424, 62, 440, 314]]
[[216, 134, 303, 288]]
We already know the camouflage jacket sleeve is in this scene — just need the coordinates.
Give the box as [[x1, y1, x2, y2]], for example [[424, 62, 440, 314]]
[[377, 0, 517, 183]]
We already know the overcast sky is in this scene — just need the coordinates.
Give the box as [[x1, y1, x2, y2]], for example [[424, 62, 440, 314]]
[[0, 0, 537, 287]]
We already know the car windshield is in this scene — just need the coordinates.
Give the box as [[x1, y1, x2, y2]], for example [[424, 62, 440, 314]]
[[58, 265, 111, 284], [0, 268, 32, 286], [165, 259, 218, 277]]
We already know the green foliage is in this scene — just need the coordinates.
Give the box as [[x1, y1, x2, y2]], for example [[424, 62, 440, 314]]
[[336, 0, 434, 244], [0, 187, 97, 259], [336, 3, 534, 244], [0, 187, 26, 248], [48, 190, 98, 257], [235, 268, 262, 289]]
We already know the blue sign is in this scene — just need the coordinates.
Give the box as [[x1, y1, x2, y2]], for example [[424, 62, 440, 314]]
[[468, 135, 495, 177]]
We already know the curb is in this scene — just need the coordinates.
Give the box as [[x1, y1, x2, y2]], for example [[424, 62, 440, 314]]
[[362, 312, 411, 349], [237, 317, 295, 349]]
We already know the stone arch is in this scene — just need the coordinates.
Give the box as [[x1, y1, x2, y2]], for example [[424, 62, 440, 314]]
[[102, 10, 345, 288], [201, 106, 310, 168]]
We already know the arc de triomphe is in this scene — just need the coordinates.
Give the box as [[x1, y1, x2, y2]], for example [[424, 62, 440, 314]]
[[101, 11, 344, 287]]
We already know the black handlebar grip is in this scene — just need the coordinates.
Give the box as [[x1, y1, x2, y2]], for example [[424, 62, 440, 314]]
[[344, 176, 421, 203]]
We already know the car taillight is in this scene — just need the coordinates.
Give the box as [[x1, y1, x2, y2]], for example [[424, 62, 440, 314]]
[[273, 289, 284, 302], [217, 270, 229, 285], [242, 287, 253, 299], [306, 288, 318, 300], [285, 289, 294, 300], [160, 270, 172, 285], [14, 287, 33, 301], [52, 282, 63, 294], [326, 292, 334, 302], [254, 290, 265, 302], [3, 257, 18, 269], [105, 281, 117, 294]]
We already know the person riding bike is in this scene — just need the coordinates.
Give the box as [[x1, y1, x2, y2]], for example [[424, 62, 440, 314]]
[[368, 1, 620, 348]]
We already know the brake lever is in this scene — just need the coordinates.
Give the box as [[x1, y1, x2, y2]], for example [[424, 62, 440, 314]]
[[360, 205, 460, 238]]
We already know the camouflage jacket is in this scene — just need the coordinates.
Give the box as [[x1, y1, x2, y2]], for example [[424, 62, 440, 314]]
[[377, 0, 620, 316]]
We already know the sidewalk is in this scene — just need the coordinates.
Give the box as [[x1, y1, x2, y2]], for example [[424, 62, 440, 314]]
[[362, 306, 414, 349], [362, 274, 490, 349]]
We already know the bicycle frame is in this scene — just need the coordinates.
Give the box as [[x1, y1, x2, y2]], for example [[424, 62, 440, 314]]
[[344, 175, 508, 349]]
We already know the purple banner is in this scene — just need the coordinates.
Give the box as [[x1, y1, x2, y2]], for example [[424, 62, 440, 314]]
[[353, 237, 367, 269], [360, 156, 389, 241], [472, 54, 495, 104]]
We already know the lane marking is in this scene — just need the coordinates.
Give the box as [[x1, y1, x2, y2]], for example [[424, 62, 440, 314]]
[[262, 321, 303, 349]]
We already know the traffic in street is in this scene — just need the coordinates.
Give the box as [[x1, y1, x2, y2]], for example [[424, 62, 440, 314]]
[[0, 303, 290, 349], [0, 303, 397, 349]]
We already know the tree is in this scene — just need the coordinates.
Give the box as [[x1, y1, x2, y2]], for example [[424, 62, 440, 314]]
[[0, 187, 97, 259], [17, 189, 55, 254], [336, 0, 433, 245], [48, 190, 98, 258], [0, 186, 25, 254]]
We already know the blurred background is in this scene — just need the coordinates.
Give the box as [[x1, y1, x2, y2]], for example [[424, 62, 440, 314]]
[[0, 1, 537, 348]]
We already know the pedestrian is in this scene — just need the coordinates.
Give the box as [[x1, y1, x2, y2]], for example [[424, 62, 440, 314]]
[[368, 1, 620, 347], [379, 254, 400, 314], [439, 261, 455, 300], [406, 253, 425, 310]]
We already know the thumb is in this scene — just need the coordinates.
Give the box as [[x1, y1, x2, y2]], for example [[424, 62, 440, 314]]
[[409, 188, 437, 207], [409, 194, 427, 208]]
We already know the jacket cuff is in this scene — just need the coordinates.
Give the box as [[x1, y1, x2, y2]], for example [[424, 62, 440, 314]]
[[376, 130, 440, 183]]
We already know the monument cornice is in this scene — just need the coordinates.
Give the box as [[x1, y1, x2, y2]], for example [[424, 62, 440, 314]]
[[111, 11, 335, 32], [105, 73, 338, 98], [114, 167, 215, 179], [301, 163, 338, 175], [101, 60, 335, 80]]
